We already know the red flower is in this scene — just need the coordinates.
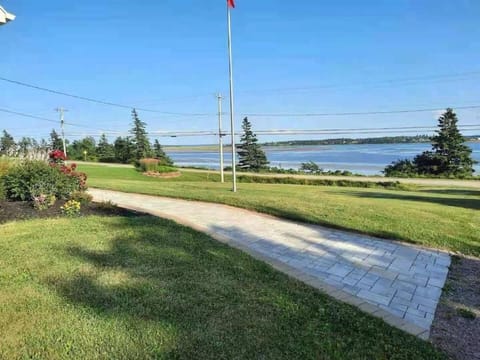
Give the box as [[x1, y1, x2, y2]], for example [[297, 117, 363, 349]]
[[49, 150, 67, 161]]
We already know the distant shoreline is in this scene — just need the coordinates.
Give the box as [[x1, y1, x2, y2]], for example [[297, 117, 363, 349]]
[[165, 138, 479, 152]]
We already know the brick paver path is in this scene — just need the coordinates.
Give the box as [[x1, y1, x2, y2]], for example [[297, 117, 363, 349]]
[[89, 189, 451, 339]]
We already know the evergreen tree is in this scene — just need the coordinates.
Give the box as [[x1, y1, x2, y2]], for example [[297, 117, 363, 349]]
[[67, 137, 97, 161], [39, 138, 49, 151], [152, 139, 173, 165], [384, 108, 476, 177], [114, 136, 135, 164], [130, 109, 151, 160], [414, 108, 476, 176], [18, 137, 34, 156], [0, 130, 16, 155], [96, 134, 116, 163], [237, 117, 269, 171], [49, 129, 63, 151], [299, 161, 322, 174]]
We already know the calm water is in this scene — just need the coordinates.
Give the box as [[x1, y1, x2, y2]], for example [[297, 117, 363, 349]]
[[166, 142, 480, 175]]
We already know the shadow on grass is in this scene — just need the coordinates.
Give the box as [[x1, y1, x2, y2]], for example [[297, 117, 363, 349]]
[[46, 215, 444, 359], [418, 189, 480, 197], [331, 191, 480, 211], [247, 202, 417, 245]]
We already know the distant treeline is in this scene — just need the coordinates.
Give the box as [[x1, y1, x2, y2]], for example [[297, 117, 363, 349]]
[[263, 135, 479, 147]]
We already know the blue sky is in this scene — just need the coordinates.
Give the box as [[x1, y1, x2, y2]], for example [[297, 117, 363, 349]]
[[1, 0, 479, 145]]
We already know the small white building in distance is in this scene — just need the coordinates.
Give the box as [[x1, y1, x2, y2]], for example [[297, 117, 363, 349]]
[[0, 5, 15, 25]]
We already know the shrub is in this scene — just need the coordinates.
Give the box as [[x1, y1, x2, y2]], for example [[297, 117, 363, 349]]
[[95, 200, 117, 211], [0, 181, 6, 201], [299, 161, 323, 174], [136, 158, 178, 174], [157, 165, 178, 173], [58, 163, 88, 192], [0, 157, 14, 177], [237, 175, 405, 190], [70, 191, 93, 205], [138, 158, 160, 172], [384, 159, 418, 177], [2, 160, 82, 201], [29, 181, 57, 210], [61, 200, 81, 217]]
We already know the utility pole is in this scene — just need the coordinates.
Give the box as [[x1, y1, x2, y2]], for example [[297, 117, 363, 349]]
[[226, 2, 237, 192], [55, 107, 68, 160], [217, 93, 225, 183]]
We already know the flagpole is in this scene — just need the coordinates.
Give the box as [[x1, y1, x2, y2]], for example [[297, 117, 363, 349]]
[[227, 3, 237, 192]]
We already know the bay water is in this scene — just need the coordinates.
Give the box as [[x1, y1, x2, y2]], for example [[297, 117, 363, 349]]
[[166, 142, 480, 176]]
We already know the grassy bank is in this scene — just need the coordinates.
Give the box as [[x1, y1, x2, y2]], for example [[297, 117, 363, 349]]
[[80, 164, 480, 256], [0, 215, 445, 359]]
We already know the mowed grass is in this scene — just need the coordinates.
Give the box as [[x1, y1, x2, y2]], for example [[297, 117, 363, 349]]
[[81, 164, 480, 256], [0, 215, 445, 359]]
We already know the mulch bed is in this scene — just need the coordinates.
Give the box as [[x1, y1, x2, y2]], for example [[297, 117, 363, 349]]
[[430, 255, 480, 360], [143, 171, 181, 178], [0, 199, 142, 224]]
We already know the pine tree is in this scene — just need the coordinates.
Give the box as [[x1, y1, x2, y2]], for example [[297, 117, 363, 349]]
[[153, 139, 173, 166], [130, 109, 151, 161], [114, 136, 135, 164], [49, 129, 63, 151], [414, 108, 476, 176], [97, 134, 116, 163], [237, 117, 269, 171], [18, 137, 34, 156], [0, 130, 16, 155]]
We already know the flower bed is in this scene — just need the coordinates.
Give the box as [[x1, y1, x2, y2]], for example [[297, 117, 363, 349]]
[[143, 170, 181, 178], [0, 150, 88, 210]]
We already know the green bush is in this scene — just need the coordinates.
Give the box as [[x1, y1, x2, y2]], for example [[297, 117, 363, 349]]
[[0, 157, 14, 177], [157, 165, 178, 173], [237, 175, 405, 190], [70, 191, 93, 205], [137, 158, 160, 172], [29, 181, 57, 210], [0, 181, 5, 201], [2, 160, 80, 201]]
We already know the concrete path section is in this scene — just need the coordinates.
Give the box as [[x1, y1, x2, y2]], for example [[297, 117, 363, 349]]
[[89, 188, 451, 339]]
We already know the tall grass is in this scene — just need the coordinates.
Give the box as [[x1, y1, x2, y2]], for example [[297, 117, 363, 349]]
[[0, 157, 15, 177]]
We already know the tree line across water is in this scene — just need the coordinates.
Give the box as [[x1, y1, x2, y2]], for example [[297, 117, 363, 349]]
[[264, 135, 433, 146], [1, 108, 477, 178]]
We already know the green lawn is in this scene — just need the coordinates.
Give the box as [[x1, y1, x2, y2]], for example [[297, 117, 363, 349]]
[[80, 164, 480, 257], [0, 215, 445, 359]]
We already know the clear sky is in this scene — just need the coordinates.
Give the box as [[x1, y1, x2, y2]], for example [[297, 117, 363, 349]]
[[1, 0, 479, 145]]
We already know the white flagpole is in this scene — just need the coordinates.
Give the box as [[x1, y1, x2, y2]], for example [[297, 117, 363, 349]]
[[227, 3, 237, 192]]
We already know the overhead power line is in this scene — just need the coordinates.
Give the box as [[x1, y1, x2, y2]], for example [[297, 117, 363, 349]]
[[236, 70, 480, 95], [2, 70, 480, 116], [0, 107, 118, 133], [63, 124, 480, 138], [244, 105, 480, 117], [0, 108, 58, 124], [0, 76, 213, 116]]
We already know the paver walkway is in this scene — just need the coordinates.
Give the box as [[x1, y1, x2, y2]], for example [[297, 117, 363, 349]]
[[89, 188, 451, 339]]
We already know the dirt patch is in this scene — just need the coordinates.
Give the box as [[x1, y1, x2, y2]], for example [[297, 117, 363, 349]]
[[143, 171, 181, 178], [431, 255, 480, 360], [0, 199, 143, 224]]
